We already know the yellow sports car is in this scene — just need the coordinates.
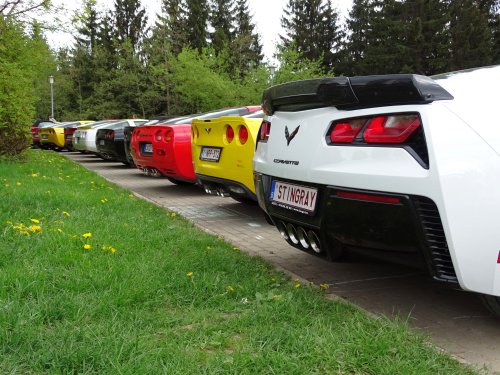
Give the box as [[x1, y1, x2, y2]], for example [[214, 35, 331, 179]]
[[192, 111, 263, 203], [39, 120, 93, 151]]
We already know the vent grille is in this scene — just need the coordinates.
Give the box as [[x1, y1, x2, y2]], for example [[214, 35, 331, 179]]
[[413, 196, 457, 283]]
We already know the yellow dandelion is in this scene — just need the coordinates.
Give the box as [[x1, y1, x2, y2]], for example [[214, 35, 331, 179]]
[[83, 244, 92, 250], [110, 247, 116, 254], [294, 279, 301, 289], [186, 272, 193, 278], [320, 283, 330, 291], [62, 211, 70, 217], [232, 247, 239, 251], [100, 198, 108, 203], [30, 218, 40, 224], [227, 285, 235, 293], [83, 232, 92, 239], [13, 224, 25, 230], [29, 225, 42, 232], [170, 212, 177, 217], [21, 230, 30, 236], [31, 173, 39, 177]]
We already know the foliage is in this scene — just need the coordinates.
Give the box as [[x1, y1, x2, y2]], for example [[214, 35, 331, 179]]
[[272, 45, 328, 85], [0, 16, 42, 157]]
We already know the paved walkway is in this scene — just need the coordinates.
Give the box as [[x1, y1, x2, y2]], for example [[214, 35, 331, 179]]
[[65, 152, 500, 374]]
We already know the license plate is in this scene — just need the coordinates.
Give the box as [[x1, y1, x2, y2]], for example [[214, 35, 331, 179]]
[[41, 134, 48, 139], [200, 147, 221, 162], [143, 143, 153, 154], [99, 140, 105, 145], [270, 181, 318, 214]]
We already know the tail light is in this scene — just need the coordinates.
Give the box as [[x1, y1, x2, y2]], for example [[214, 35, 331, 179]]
[[164, 129, 173, 142], [238, 125, 248, 144], [329, 119, 364, 143], [155, 129, 162, 141], [105, 130, 114, 140], [328, 113, 421, 144], [225, 125, 234, 143], [259, 120, 271, 142], [363, 115, 421, 143], [327, 112, 428, 169]]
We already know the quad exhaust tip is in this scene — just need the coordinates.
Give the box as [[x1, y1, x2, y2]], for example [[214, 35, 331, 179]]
[[277, 220, 321, 253]]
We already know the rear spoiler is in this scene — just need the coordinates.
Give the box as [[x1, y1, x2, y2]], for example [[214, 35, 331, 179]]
[[261, 74, 454, 115]]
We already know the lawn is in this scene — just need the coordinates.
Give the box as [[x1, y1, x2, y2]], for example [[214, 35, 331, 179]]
[[0, 150, 476, 374]]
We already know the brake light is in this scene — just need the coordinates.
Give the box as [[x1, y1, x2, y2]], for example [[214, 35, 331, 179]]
[[259, 120, 271, 142], [155, 129, 162, 141], [329, 119, 365, 143], [363, 115, 421, 143], [238, 125, 248, 144], [226, 125, 234, 143]]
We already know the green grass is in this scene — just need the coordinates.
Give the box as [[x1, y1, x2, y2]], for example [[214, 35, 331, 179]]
[[0, 149, 476, 374]]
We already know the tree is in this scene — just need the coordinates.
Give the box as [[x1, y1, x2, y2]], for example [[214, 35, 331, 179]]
[[231, 0, 263, 78], [185, 0, 209, 52], [209, 0, 234, 53], [280, 0, 342, 72], [113, 0, 148, 51], [449, 0, 493, 70], [272, 44, 327, 85]]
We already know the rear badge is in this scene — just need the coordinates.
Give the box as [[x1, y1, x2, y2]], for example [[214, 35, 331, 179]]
[[285, 125, 300, 146], [205, 128, 211, 134]]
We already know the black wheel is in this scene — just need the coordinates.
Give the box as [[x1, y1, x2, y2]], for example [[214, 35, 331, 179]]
[[166, 177, 194, 186], [480, 294, 500, 317]]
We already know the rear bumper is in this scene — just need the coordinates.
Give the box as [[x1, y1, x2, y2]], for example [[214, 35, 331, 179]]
[[197, 174, 257, 201], [255, 172, 457, 283]]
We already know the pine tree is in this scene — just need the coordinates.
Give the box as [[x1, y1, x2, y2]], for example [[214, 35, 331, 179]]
[[209, 0, 234, 54], [449, 0, 493, 70], [280, 0, 342, 72], [154, 0, 188, 56], [185, 0, 209, 52], [113, 0, 148, 50], [230, 0, 263, 77]]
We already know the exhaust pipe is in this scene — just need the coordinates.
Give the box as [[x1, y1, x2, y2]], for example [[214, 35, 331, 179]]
[[286, 223, 299, 245], [307, 230, 321, 253], [297, 227, 310, 249]]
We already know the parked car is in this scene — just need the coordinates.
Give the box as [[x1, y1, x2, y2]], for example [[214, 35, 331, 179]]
[[130, 106, 261, 184], [39, 121, 93, 151], [64, 121, 100, 151], [95, 119, 148, 163], [123, 116, 178, 166], [253, 66, 500, 315], [73, 120, 120, 154], [192, 111, 264, 203], [31, 119, 57, 148]]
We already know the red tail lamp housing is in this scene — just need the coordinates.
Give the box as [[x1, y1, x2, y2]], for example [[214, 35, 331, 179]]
[[238, 125, 248, 144], [259, 120, 271, 142], [105, 130, 114, 140], [329, 113, 421, 144], [164, 129, 173, 142], [226, 125, 234, 143]]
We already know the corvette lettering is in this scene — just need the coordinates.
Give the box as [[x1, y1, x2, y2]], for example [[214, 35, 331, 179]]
[[273, 158, 299, 166]]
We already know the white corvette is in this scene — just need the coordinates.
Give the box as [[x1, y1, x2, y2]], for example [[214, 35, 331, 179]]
[[253, 65, 500, 315]]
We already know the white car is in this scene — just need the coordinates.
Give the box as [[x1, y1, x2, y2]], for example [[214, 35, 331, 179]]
[[73, 120, 118, 153], [253, 65, 500, 315]]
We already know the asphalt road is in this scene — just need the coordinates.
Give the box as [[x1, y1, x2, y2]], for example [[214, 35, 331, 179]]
[[64, 151, 500, 374]]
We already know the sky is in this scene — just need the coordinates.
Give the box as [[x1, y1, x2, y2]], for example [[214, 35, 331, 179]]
[[46, 0, 354, 62]]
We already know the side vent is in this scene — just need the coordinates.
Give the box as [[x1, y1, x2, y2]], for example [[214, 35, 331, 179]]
[[413, 196, 457, 283]]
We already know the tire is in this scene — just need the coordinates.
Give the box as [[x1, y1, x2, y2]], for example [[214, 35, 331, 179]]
[[480, 294, 500, 317], [166, 177, 194, 186]]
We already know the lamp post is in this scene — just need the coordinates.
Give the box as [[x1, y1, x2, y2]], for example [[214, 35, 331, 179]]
[[49, 75, 54, 119]]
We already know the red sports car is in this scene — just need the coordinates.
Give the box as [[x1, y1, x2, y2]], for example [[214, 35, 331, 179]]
[[130, 106, 260, 184]]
